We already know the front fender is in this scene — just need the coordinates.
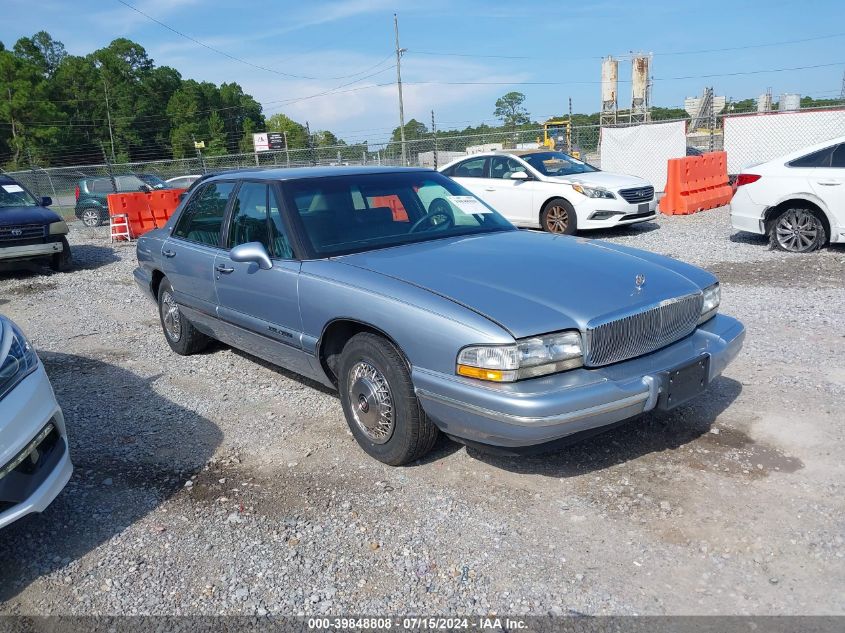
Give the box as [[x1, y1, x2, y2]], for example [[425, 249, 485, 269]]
[[299, 261, 513, 376]]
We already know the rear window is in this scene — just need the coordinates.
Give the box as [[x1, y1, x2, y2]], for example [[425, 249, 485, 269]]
[[788, 146, 834, 168]]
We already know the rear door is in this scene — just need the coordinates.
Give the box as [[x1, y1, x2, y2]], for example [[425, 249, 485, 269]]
[[161, 181, 236, 324], [213, 181, 311, 375], [809, 143, 845, 233], [447, 156, 489, 200]]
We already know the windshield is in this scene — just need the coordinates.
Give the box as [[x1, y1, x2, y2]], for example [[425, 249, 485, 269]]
[[521, 151, 598, 177], [284, 171, 515, 257], [0, 182, 38, 208], [138, 174, 167, 189]]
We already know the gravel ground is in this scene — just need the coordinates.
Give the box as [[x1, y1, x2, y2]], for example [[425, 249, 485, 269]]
[[1, 208, 843, 616]]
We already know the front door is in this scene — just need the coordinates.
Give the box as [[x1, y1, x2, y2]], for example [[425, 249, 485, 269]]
[[161, 181, 236, 324], [484, 155, 537, 225], [213, 181, 311, 376]]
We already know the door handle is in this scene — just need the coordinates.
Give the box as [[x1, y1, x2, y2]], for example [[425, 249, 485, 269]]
[[162, 249, 176, 258], [484, 187, 496, 192], [816, 180, 842, 186], [215, 264, 235, 274]]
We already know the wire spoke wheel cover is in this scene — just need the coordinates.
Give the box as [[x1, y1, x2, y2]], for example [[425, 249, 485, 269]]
[[775, 209, 818, 252], [160, 290, 182, 342], [545, 205, 569, 233], [348, 361, 395, 444]]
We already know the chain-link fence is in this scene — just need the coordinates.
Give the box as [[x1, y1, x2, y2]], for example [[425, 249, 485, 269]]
[[5, 106, 844, 219]]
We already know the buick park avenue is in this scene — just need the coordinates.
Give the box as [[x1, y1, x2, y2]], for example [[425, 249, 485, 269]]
[[134, 167, 744, 465]]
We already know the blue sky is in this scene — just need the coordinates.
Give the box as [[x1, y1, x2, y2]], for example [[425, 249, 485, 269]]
[[2, 0, 844, 143]]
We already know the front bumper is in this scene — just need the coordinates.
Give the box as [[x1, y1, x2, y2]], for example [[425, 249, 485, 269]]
[[414, 314, 744, 448], [0, 363, 72, 529], [0, 241, 63, 262], [575, 197, 658, 230]]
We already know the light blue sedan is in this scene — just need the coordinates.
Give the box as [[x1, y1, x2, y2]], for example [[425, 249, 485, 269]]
[[134, 167, 744, 465]]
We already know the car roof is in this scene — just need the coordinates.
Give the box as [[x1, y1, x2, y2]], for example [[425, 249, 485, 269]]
[[202, 165, 433, 182]]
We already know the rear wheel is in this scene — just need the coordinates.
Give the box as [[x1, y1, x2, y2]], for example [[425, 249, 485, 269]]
[[157, 277, 210, 355], [770, 207, 826, 253], [338, 333, 439, 465], [541, 198, 577, 235], [80, 208, 104, 227]]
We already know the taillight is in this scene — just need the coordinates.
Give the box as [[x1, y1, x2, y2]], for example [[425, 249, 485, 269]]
[[74, 186, 80, 200], [736, 173, 761, 187]]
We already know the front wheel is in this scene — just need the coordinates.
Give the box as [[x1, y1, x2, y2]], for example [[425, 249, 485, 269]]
[[157, 277, 210, 355], [338, 333, 439, 465], [541, 198, 577, 235], [50, 237, 73, 272], [770, 207, 826, 253]]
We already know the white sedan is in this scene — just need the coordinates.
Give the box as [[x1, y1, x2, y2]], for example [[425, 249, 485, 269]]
[[0, 315, 72, 528], [440, 150, 657, 234], [730, 136, 845, 252]]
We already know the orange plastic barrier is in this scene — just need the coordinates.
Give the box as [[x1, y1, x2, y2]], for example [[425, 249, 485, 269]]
[[107, 188, 186, 238], [659, 151, 733, 216]]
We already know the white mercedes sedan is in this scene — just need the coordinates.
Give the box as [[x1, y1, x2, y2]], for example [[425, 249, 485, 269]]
[[440, 150, 657, 234]]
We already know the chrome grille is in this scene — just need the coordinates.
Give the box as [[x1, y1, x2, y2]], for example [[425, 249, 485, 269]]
[[618, 186, 654, 204], [0, 224, 46, 243], [585, 293, 703, 366]]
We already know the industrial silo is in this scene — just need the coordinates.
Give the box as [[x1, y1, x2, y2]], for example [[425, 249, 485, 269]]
[[779, 93, 801, 111]]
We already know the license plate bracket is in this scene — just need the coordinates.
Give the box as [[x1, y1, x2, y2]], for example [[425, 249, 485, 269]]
[[638, 202, 649, 214], [658, 354, 710, 410]]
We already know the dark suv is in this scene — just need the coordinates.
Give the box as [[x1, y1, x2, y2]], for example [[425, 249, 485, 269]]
[[74, 173, 167, 227], [0, 175, 72, 272]]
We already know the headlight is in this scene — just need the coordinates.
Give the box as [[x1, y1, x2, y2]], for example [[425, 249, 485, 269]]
[[0, 321, 39, 400], [572, 183, 615, 199], [698, 283, 720, 324], [49, 220, 69, 235], [457, 331, 583, 382]]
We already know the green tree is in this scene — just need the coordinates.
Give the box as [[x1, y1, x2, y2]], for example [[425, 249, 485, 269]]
[[494, 91, 530, 136], [205, 111, 227, 156], [391, 119, 428, 142], [266, 112, 308, 148]]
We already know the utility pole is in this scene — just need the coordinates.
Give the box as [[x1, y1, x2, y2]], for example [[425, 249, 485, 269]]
[[283, 130, 290, 167], [394, 14, 407, 166], [431, 110, 438, 169], [102, 75, 116, 163], [305, 121, 316, 166], [840, 69, 845, 102]]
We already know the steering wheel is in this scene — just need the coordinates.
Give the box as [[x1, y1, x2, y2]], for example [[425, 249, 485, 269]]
[[409, 198, 455, 233]]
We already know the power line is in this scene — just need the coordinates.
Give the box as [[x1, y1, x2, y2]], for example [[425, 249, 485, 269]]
[[114, 0, 392, 82]]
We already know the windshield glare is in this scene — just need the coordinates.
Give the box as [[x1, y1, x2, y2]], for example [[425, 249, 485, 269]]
[[522, 151, 598, 177], [285, 172, 515, 257], [0, 182, 38, 208]]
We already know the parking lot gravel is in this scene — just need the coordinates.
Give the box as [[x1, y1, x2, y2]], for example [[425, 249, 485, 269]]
[[1, 208, 843, 615]]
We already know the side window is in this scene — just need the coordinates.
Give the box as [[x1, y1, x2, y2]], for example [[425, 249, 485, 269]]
[[831, 144, 845, 169], [228, 182, 270, 250], [452, 157, 488, 178], [789, 146, 834, 168], [489, 156, 524, 179], [269, 188, 294, 259], [90, 179, 113, 193], [173, 182, 235, 246]]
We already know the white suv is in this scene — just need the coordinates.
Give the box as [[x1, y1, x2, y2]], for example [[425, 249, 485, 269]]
[[730, 136, 845, 252], [440, 150, 657, 234]]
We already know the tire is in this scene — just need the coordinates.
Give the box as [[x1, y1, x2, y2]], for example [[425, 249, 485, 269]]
[[80, 207, 105, 227], [338, 332, 439, 465], [770, 207, 826, 253], [50, 237, 73, 272], [157, 277, 210, 355], [541, 198, 577, 235]]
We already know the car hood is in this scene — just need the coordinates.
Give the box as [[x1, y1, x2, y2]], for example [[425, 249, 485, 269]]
[[0, 205, 62, 226], [336, 231, 709, 339], [542, 171, 651, 190]]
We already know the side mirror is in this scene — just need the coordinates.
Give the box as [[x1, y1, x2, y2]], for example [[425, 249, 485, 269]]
[[40, 196, 52, 207], [509, 171, 529, 180], [230, 242, 272, 270]]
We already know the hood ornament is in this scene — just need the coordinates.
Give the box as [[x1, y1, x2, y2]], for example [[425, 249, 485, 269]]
[[634, 273, 646, 290]]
